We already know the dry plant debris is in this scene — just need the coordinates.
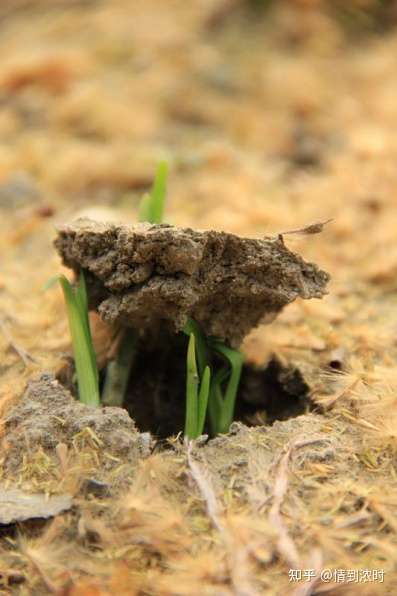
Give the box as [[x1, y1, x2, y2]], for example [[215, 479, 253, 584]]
[[0, 487, 72, 525], [55, 218, 329, 346]]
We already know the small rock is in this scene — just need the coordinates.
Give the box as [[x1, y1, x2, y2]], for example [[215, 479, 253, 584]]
[[81, 478, 111, 498], [0, 487, 72, 525]]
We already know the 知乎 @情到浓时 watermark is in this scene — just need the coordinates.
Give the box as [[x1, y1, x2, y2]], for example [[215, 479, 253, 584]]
[[289, 568, 384, 583]]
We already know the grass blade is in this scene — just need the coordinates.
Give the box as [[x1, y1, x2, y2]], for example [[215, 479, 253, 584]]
[[43, 275, 62, 291], [58, 275, 100, 407], [148, 160, 168, 224], [185, 333, 199, 439], [182, 318, 209, 377], [212, 343, 243, 434], [138, 161, 168, 224], [75, 272, 99, 386], [197, 365, 211, 436], [208, 367, 226, 435]]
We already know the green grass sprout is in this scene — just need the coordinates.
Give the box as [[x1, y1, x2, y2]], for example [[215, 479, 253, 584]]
[[183, 318, 243, 438], [207, 366, 228, 435], [138, 160, 168, 224], [182, 317, 209, 377], [209, 341, 243, 435], [197, 366, 211, 435], [184, 333, 211, 439], [53, 271, 100, 407]]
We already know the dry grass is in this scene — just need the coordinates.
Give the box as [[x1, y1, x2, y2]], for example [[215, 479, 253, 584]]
[[1, 0, 397, 594]]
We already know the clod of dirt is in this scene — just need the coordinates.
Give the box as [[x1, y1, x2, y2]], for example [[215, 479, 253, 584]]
[[3, 374, 152, 474], [55, 218, 330, 347], [0, 487, 72, 525]]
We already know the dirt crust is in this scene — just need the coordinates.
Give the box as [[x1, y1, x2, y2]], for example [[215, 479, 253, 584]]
[[3, 374, 152, 474], [55, 218, 330, 346]]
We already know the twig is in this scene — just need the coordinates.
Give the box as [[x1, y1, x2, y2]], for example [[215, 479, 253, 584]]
[[23, 549, 59, 594], [269, 450, 301, 569], [291, 548, 323, 596], [55, 443, 69, 478], [318, 377, 361, 409], [186, 442, 256, 596], [269, 438, 328, 569], [0, 316, 36, 367], [279, 218, 333, 237], [186, 441, 223, 533], [265, 218, 333, 243]]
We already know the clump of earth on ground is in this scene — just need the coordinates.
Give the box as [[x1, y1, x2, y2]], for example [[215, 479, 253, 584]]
[[3, 373, 152, 482], [55, 218, 330, 346]]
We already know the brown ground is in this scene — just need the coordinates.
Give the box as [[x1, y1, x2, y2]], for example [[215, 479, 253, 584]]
[[1, 1, 397, 594]]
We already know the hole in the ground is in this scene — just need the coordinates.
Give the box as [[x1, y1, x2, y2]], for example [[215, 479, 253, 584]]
[[122, 333, 312, 438], [236, 357, 311, 426], [57, 333, 313, 439]]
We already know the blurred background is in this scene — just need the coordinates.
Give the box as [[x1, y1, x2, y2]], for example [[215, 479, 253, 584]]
[[2, 6, 397, 592], [1, 0, 397, 397]]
